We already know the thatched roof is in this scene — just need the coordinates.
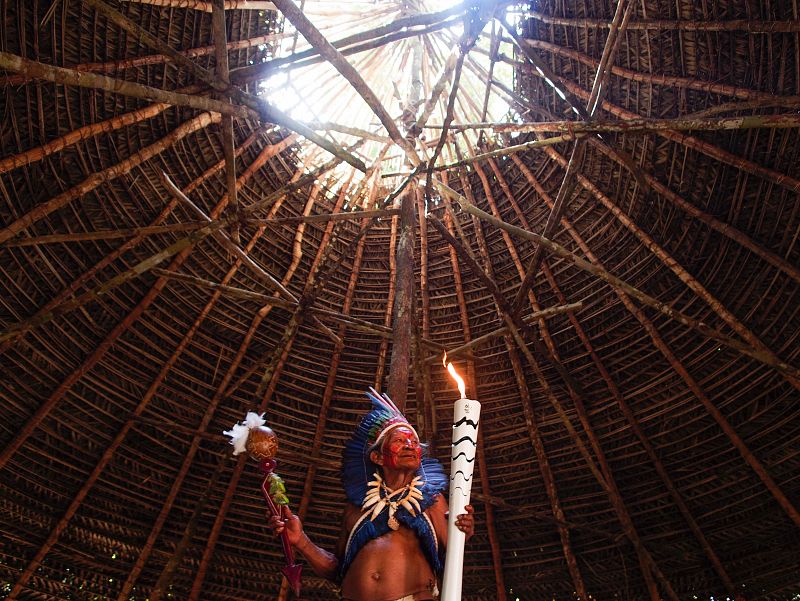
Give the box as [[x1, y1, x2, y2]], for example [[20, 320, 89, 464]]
[[1, 0, 799, 599]]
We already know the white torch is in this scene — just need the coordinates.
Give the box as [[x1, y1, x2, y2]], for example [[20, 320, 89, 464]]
[[440, 354, 481, 601]]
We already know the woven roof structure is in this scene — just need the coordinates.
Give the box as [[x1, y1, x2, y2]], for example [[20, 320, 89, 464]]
[[1, 0, 799, 599]]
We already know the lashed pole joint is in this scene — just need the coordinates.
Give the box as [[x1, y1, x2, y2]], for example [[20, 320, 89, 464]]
[[270, 0, 420, 165]]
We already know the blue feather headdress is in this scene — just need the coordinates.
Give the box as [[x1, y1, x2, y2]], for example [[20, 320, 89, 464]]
[[342, 388, 447, 506]]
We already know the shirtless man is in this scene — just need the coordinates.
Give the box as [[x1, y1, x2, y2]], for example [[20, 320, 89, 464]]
[[270, 390, 474, 601]]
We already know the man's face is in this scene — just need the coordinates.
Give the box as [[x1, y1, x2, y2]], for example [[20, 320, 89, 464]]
[[380, 426, 421, 470]]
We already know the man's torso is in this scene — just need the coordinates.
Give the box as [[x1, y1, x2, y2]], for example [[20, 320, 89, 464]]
[[340, 526, 438, 601]]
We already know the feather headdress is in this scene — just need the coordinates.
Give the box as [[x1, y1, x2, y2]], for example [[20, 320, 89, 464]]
[[342, 388, 446, 506]]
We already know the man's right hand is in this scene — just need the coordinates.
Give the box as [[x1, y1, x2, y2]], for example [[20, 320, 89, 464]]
[[268, 506, 304, 547]]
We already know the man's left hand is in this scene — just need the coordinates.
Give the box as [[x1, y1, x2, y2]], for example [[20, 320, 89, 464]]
[[455, 504, 475, 540]]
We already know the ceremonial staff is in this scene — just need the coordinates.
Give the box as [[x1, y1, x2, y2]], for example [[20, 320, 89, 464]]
[[224, 413, 303, 597], [441, 355, 481, 601]]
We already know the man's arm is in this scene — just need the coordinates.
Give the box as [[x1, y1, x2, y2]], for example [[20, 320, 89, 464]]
[[268, 507, 339, 581], [427, 494, 476, 550]]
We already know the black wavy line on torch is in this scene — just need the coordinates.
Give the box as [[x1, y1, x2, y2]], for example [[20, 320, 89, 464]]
[[452, 470, 473, 481], [452, 451, 476, 462], [452, 435, 477, 446], [453, 416, 479, 428]]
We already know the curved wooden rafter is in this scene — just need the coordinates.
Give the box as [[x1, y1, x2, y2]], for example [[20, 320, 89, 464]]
[[1, 1, 798, 599]]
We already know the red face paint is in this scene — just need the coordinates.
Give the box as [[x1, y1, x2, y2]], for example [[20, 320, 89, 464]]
[[381, 426, 421, 469]]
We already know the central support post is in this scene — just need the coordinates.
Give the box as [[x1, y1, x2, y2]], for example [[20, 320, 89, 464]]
[[386, 185, 417, 410]]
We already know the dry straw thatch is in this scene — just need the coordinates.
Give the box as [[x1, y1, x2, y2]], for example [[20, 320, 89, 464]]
[[1, 0, 799, 599]]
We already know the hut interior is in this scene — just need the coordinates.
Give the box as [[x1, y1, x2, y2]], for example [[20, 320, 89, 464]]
[[1, 0, 799, 599]]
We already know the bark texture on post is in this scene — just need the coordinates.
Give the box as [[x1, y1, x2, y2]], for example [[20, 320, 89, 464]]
[[387, 186, 417, 409]]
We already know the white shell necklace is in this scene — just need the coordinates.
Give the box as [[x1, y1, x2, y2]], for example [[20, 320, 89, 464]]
[[361, 472, 424, 530]]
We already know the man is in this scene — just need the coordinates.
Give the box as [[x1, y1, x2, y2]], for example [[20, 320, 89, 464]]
[[270, 388, 474, 600]]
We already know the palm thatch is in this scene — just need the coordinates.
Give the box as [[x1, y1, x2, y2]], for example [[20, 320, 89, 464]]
[[1, 0, 798, 600]]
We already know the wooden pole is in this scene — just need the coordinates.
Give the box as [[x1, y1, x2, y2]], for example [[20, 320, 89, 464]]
[[434, 180, 800, 384], [188, 321, 299, 601], [0, 154, 334, 344], [426, 302, 583, 362], [0, 52, 252, 118], [434, 112, 800, 135], [387, 186, 417, 408], [1, 33, 289, 86], [211, 0, 241, 242], [522, 11, 800, 32], [431, 206, 673, 601], [270, 0, 419, 164], [3, 222, 208, 245], [444, 208, 508, 600], [539, 143, 800, 389], [453, 171, 586, 597], [0, 131, 290, 354], [508, 0, 634, 315], [118, 0, 277, 10], [82, 0, 366, 171], [0, 112, 223, 245]]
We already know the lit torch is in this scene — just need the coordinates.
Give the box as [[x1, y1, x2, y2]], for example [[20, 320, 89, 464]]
[[440, 353, 481, 601]]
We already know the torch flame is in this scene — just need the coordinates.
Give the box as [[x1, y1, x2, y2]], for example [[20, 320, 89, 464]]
[[443, 352, 466, 399]]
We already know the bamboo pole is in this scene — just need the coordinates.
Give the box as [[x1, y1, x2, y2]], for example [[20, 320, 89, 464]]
[[444, 210, 507, 600], [432, 112, 800, 135], [425, 302, 583, 362], [119, 0, 276, 10], [83, 0, 365, 171], [0, 112, 224, 245], [0, 131, 291, 353], [270, 0, 420, 165], [538, 143, 800, 388], [522, 11, 800, 33], [454, 158, 673, 601], [0, 52, 254, 119], [434, 180, 800, 383], [211, 0, 240, 243]]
